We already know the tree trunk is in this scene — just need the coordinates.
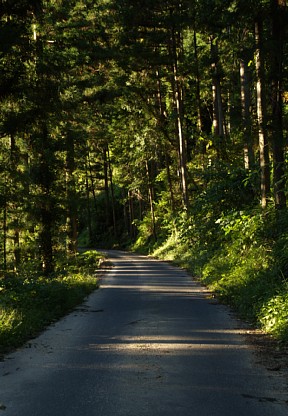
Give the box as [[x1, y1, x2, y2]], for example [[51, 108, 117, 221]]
[[128, 190, 136, 239], [66, 131, 78, 255], [239, 54, 254, 169], [210, 37, 225, 158], [85, 169, 93, 245], [38, 124, 54, 276], [10, 134, 21, 269], [156, 69, 175, 211], [170, 27, 189, 209], [255, 15, 270, 208], [103, 146, 110, 228], [3, 193, 7, 272], [270, 0, 286, 208], [194, 31, 203, 135], [87, 156, 97, 211], [145, 160, 157, 240], [107, 146, 117, 236]]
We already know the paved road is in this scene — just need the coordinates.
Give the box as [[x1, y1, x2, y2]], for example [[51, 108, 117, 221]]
[[0, 250, 287, 415]]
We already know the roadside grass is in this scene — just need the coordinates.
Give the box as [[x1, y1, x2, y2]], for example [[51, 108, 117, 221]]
[[0, 250, 103, 355], [151, 208, 288, 344]]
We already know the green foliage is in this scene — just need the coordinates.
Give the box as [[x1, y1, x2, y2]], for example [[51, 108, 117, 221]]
[[259, 289, 288, 341], [150, 178, 288, 343], [0, 250, 103, 354], [132, 215, 157, 254]]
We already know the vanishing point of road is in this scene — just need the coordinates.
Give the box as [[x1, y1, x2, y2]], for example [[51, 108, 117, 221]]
[[0, 250, 287, 415]]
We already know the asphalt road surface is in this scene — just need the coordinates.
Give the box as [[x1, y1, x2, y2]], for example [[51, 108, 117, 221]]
[[0, 250, 287, 415]]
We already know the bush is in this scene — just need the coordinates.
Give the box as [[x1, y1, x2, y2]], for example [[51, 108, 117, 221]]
[[259, 289, 288, 341]]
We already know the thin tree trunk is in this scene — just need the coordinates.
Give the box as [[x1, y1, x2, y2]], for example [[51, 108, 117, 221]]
[[210, 37, 225, 158], [103, 146, 110, 228], [87, 156, 97, 211], [10, 134, 21, 269], [145, 160, 157, 240], [170, 27, 189, 209], [128, 190, 136, 239], [240, 55, 254, 169], [156, 69, 175, 211], [34, 11, 54, 275], [66, 132, 78, 255], [165, 151, 175, 212], [107, 145, 117, 236], [255, 15, 270, 208], [39, 124, 54, 276], [270, 0, 286, 208], [3, 192, 7, 272], [194, 31, 203, 134], [85, 170, 93, 245]]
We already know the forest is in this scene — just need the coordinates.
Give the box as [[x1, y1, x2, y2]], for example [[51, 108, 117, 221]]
[[0, 0, 288, 350]]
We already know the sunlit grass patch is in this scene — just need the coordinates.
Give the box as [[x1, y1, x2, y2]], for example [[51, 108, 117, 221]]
[[259, 290, 288, 341], [0, 250, 103, 355], [0, 307, 23, 349]]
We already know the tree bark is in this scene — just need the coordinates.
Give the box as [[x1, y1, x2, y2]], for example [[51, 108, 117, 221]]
[[39, 124, 54, 276], [66, 131, 78, 255], [10, 134, 21, 269], [156, 69, 175, 211], [103, 146, 110, 228], [210, 37, 225, 159], [85, 169, 93, 245], [107, 145, 117, 236], [145, 160, 157, 240], [270, 0, 286, 208], [194, 31, 203, 135], [170, 27, 189, 209], [255, 15, 270, 208], [239, 54, 254, 169]]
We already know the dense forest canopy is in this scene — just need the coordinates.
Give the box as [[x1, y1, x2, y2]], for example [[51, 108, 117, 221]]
[[0, 0, 288, 279]]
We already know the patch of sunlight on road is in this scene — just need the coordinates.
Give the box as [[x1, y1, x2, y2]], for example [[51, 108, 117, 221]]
[[101, 284, 207, 294], [85, 343, 248, 352], [81, 331, 250, 354]]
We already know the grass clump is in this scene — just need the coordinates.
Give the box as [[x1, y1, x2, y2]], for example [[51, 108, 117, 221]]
[[0, 250, 103, 355]]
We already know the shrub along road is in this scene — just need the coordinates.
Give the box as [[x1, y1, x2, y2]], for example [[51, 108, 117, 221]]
[[0, 251, 287, 415]]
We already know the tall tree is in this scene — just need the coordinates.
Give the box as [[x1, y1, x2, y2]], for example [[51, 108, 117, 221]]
[[270, 0, 287, 208], [255, 12, 270, 208]]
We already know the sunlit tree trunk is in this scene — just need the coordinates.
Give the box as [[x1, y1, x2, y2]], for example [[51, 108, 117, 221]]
[[194, 31, 203, 135], [210, 37, 225, 158], [255, 15, 270, 208], [240, 54, 254, 169], [170, 27, 189, 209]]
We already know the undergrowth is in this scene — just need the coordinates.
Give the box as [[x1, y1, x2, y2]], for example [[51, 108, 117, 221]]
[[0, 250, 103, 355], [149, 205, 288, 343]]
